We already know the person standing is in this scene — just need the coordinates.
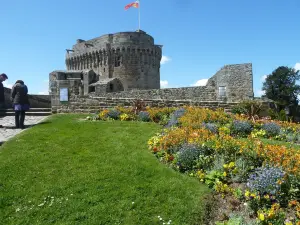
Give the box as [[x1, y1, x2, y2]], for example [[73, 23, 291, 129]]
[[11, 80, 30, 129], [0, 73, 8, 128]]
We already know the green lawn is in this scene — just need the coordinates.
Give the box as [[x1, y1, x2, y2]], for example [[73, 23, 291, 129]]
[[259, 138, 300, 150], [0, 115, 210, 225], [241, 137, 300, 150]]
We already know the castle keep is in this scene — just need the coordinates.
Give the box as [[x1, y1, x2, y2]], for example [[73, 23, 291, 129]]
[[50, 29, 161, 95], [49, 30, 254, 113]]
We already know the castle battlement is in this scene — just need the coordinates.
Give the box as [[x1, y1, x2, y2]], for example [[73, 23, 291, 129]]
[[63, 30, 162, 91], [49, 30, 254, 113]]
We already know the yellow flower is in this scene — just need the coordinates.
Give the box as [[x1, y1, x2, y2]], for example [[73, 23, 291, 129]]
[[258, 213, 265, 221], [228, 162, 235, 168], [277, 179, 283, 185], [223, 164, 228, 169], [223, 172, 227, 177], [245, 190, 250, 197], [264, 194, 270, 199], [268, 209, 274, 218], [232, 168, 238, 174]]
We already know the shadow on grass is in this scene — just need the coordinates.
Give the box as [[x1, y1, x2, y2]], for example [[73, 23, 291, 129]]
[[3, 121, 51, 130]]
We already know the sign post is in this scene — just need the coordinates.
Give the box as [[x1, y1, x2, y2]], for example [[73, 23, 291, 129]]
[[60, 87, 69, 102]]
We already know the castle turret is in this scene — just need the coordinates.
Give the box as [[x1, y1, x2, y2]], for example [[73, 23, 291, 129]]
[[65, 30, 162, 90]]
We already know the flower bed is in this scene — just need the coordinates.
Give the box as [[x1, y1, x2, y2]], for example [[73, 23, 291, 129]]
[[87, 106, 300, 224]]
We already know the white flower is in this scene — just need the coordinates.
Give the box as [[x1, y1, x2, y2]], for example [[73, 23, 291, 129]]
[[244, 202, 248, 206], [70, 194, 73, 196], [38, 203, 44, 207], [15, 208, 20, 212], [132, 202, 134, 204]]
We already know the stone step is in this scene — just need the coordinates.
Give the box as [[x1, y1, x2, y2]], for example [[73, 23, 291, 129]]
[[0, 108, 52, 116], [0, 108, 51, 112], [2, 112, 51, 116]]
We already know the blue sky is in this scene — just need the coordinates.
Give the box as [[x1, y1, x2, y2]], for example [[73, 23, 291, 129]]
[[0, 0, 299, 95]]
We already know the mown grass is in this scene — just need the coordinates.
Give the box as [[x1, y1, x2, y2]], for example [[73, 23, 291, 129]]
[[0, 115, 210, 225], [259, 138, 300, 150], [241, 137, 300, 150]]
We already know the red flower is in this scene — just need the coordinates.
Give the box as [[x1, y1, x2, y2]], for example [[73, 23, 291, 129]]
[[169, 155, 174, 161]]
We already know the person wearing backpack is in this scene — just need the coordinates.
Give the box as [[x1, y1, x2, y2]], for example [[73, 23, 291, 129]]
[[11, 80, 30, 129]]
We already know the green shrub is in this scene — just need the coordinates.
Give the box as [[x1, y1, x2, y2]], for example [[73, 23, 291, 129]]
[[107, 109, 121, 120], [233, 100, 264, 119], [138, 111, 150, 122], [262, 122, 281, 137], [231, 120, 253, 137], [268, 109, 289, 121], [176, 143, 201, 171], [231, 105, 247, 115]]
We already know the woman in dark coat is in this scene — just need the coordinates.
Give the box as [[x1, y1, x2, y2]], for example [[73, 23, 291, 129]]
[[11, 80, 30, 129]]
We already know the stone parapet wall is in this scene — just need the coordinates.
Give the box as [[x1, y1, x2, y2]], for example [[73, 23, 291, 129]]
[[4, 87, 51, 108], [51, 95, 239, 113], [93, 85, 217, 101]]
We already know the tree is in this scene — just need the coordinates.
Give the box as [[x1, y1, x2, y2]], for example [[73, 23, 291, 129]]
[[262, 66, 300, 112]]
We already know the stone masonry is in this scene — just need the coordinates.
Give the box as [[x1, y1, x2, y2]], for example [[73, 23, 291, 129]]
[[49, 30, 254, 113]]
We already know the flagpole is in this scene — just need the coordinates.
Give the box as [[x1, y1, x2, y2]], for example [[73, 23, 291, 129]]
[[138, 0, 141, 30]]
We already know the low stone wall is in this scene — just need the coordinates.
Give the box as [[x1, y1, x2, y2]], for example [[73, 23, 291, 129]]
[[28, 95, 51, 108], [93, 86, 217, 101], [4, 87, 51, 108], [51, 95, 238, 113]]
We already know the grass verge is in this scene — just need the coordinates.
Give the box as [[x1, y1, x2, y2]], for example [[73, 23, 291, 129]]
[[0, 115, 210, 225]]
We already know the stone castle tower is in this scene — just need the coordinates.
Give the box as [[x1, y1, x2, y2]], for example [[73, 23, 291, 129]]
[[61, 30, 162, 93]]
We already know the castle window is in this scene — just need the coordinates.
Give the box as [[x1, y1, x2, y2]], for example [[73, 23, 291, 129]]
[[103, 68, 105, 72], [115, 56, 121, 67], [109, 83, 113, 91], [219, 86, 226, 97]]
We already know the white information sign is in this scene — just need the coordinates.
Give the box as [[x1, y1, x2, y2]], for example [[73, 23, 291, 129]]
[[60, 88, 68, 102]]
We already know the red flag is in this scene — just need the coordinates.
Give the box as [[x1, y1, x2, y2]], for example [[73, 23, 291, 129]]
[[125, 1, 139, 10]]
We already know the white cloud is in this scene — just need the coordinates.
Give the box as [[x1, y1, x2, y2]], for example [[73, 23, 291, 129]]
[[190, 79, 208, 87], [3, 81, 13, 89], [261, 75, 267, 82], [38, 91, 49, 95], [255, 89, 265, 97], [294, 62, 300, 71], [160, 80, 168, 88], [161, 55, 171, 65]]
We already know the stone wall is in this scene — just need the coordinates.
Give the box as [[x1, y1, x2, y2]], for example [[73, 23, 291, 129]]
[[52, 95, 238, 114], [207, 63, 254, 102], [50, 63, 254, 113], [93, 85, 216, 101], [4, 87, 51, 108]]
